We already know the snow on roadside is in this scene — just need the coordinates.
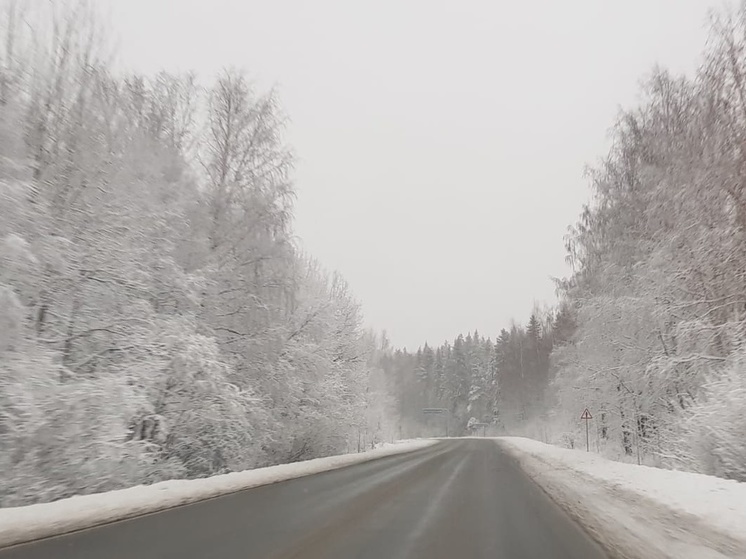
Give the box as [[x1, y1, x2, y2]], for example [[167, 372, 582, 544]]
[[0, 439, 438, 549], [496, 437, 746, 559]]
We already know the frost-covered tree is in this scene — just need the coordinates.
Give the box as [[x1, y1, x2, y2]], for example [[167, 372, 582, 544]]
[[550, 4, 746, 477], [0, 0, 385, 505]]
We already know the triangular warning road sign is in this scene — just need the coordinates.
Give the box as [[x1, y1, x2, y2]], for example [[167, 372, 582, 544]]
[[580, 408, 592, 420]]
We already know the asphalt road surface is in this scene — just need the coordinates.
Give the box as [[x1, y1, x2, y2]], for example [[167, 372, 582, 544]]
[[0, 439, 608, 559]]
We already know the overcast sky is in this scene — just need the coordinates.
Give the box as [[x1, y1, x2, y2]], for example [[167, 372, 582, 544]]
[[105, 0, 726, 350]]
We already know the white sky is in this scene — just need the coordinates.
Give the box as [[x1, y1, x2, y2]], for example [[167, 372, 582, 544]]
[[104, 0, 727, 350]]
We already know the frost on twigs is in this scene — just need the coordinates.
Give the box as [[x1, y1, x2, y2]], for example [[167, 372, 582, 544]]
[[0, 0, 394, 506], [521, 6, 746, 479]]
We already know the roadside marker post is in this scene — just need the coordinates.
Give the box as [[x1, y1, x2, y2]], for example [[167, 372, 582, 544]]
[[580, 408, 592, 452]]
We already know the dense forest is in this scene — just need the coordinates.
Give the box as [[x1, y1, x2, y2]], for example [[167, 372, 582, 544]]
[[386, 6, 746, 482], [382, 308, 574, 440]]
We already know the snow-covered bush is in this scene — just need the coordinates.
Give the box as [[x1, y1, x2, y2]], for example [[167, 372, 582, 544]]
[[151, 325, 269, 476], [0, 295, 153, 505], [678, 354, 746, 481]]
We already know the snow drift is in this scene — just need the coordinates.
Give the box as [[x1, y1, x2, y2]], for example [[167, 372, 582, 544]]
[[497, 437, 746, 559]]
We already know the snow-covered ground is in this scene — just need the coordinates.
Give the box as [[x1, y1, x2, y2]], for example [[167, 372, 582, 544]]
[[497, 437, 746, 559], [0, 439, 437, 549]]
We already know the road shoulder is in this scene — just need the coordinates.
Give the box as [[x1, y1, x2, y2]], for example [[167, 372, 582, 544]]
[[0, 440, 438, 550], [496, 437, 746, 559]]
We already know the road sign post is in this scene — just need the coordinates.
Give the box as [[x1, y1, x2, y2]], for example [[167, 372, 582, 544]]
[[580, 408, 592, 452]]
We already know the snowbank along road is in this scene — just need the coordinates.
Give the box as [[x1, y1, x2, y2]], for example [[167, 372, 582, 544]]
[[0, 440, 436, 549], [0, 439, 607, 559]]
